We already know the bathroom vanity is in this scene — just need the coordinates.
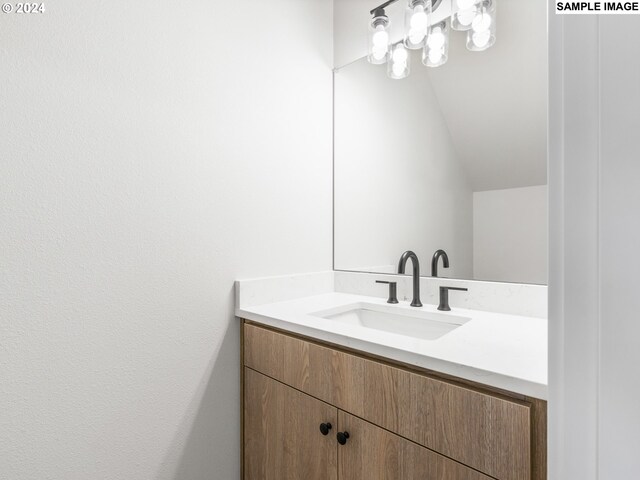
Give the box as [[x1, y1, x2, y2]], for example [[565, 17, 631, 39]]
[[236, 272, 547, 480], [242, 321, 545, 480], [240, 1, 548, 476]]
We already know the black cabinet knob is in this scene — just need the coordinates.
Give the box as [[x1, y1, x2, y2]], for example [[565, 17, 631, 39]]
[[337, 431, 350, 445], [319, 423, 332, 436]]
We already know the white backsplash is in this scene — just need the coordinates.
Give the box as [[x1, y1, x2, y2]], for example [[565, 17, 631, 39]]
[[335, 271, 547, 318], [236, 270, 547, 318]]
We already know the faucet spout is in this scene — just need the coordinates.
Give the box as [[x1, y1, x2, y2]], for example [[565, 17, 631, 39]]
[[431, 249, 449, 277], [397, 251, 423, 307]]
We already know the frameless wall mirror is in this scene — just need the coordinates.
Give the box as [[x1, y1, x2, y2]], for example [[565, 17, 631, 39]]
[[333, 0, 547, 284]]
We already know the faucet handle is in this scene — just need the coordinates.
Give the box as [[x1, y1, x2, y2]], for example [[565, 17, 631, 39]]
[[376, 280, 399, 304], [438, 286, 468, 311]]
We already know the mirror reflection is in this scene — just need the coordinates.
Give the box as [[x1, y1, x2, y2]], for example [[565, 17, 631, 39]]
[[334, 0, 547, 284]]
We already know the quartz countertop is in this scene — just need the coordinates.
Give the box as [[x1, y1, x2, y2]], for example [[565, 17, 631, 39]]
[[236, 292, 547, 400]]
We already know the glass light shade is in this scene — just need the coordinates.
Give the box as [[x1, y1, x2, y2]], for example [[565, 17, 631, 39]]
[[387, 44, 411, 79], [368, 11, 391, 65], [422, 21, 449, 67], [403, 0, 432, 50], [466, 0, 496, 51], [452, 0, 479, 31]]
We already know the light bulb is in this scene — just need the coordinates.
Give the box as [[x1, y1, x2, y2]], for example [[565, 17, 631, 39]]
[[372, 47, 387, 61], [388, 43, 410, 79], [404, 0, 431, 49], [408, 29, 426, 45], [392, 62, 406, 77], [368, 9, 390, 65], [372, 27, 389, 48], [410, 6, 428, 30], [427, 27, 445, 49], [472, 29, 491, 48], [466, 1, 495, 51], [457, 8, 476, 26], [428, 48, 443, 64], [423, 21, 448, 67], [472, 11, 492, 32], [392, 45, 408, 63]]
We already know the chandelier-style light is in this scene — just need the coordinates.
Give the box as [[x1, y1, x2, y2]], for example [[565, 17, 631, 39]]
[[367, 0, 496, 79]]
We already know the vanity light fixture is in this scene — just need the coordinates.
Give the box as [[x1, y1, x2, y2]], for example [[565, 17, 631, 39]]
[[367, 0, 496, 78]]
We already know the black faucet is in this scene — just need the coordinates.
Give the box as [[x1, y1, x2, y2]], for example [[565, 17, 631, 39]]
[[398, 251, 422, 307], [438, 286, 468, 311], [431, 249, 449, 277]]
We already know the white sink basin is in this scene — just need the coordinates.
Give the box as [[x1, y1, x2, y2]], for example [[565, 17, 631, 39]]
[[312, 303, 470, 341]]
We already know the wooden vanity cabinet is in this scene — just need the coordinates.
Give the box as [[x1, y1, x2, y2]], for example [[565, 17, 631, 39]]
[[244, 368, 492, 480], [242, 321, 547, 480], [244, 368, 337, 480], [337, 411, 493, 480]]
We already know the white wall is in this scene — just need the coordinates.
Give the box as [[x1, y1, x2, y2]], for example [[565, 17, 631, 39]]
[[0, 1, 333, 479], [333, 57, 473, 278], [473, 186, 547, 284], [423, 0, 548, 192], [548, 7, 640, 479]]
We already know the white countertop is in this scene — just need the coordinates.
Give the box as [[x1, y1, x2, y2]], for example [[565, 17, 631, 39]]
[[236, 292, 547, 399]]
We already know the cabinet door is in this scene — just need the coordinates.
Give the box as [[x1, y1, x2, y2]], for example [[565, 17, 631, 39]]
[[244, 368, 337, 480], [337, 411, 493, 480]]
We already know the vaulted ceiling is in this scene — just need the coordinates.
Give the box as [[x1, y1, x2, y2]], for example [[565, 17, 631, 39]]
[[425, 0, 547, 191]]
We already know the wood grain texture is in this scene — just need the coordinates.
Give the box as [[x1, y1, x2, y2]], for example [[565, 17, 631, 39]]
[[245, 325, 289, 386], [243, 322, 542, 480], [338, 411, 493, 480], [308, 342, 366, 416], [247, 320, 528, 400], [243, 368, 337, 480], [376, 364, 531, 479], [240, 321, 245, 480], [529, 397, 547, 480], [244, 323, 367, 415]]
